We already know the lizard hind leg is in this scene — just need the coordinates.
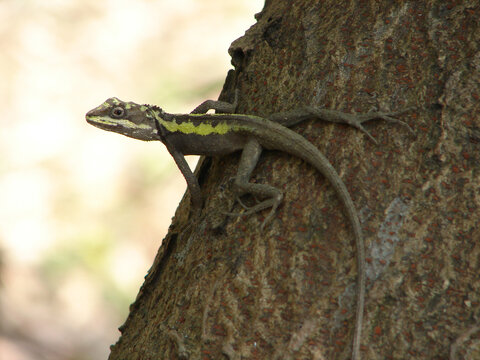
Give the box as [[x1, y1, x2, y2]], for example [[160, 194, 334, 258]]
[[229, 183, 283, 229], [275, 106, 415, 144], [328, 107, 416, 144], [228, 139, 284, 229]]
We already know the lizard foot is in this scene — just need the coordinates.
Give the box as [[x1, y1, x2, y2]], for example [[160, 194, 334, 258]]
[[224, 196, 282, 230], [340, 107, 415, 144]]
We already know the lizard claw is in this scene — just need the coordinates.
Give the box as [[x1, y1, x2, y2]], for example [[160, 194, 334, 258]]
[[352, 123, 378, 145], [375, 113, 415, 135], [345, 107, 416, 143], [223, 197, 281, 230]]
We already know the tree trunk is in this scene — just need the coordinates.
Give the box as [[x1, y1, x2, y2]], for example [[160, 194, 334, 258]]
[[109, 1, 480, 359]]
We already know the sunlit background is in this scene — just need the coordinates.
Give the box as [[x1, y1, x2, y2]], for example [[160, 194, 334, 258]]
[[0, 1, 262, 358]]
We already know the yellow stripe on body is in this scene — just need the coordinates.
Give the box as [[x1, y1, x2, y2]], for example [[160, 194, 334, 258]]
[[158, 117, 235, 136]]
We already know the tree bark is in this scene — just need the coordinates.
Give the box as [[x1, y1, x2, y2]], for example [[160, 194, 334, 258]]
[[109, 1, 480, 359]]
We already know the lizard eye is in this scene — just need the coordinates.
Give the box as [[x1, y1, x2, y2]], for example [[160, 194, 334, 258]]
[[111, 107, 125, 118]]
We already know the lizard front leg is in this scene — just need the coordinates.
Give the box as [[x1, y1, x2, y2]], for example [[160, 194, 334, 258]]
[[185, 91, 238, 214], [190, 90, 239, 114], [163, 138, 204, 213]]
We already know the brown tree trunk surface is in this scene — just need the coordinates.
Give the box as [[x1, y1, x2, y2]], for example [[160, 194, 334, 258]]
[[109, 1, 480, 359]]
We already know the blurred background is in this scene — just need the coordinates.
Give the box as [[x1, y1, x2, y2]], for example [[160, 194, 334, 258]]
[[0, 0, 262, 359]]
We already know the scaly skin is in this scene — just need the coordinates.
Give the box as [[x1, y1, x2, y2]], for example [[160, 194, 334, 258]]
[[87, 96, 414, 360]]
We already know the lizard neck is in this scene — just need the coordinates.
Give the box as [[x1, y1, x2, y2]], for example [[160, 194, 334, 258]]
[[148, 105, 173, 140]]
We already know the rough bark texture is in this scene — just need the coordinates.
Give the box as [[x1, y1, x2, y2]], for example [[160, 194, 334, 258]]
[[109, 1, 480, 359]]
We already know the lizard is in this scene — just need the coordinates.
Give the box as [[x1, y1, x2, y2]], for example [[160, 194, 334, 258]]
[[86, 93, 413, 360]]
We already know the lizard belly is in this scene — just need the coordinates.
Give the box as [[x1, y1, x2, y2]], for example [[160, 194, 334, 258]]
[[167, 132, 247, 156]]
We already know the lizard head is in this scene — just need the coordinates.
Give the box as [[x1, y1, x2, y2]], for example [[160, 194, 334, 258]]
[[86, 97, 160, 141]]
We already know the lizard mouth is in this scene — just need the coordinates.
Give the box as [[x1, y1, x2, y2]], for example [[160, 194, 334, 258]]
[[86, 115, 122, 131], [86, 113, 156, 141]]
